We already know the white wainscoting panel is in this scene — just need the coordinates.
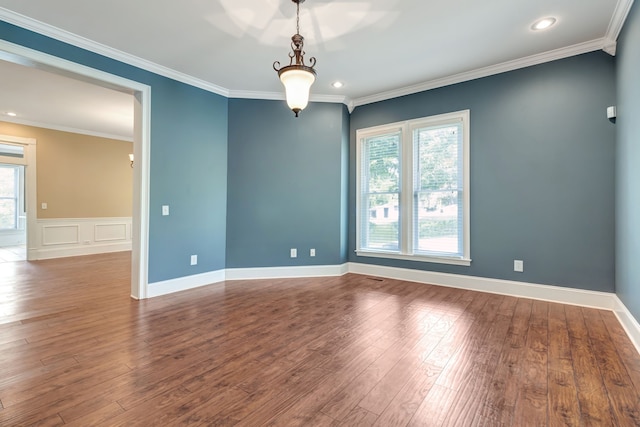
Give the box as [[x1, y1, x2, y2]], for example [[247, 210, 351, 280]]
[[34, 217, 132, 260], [42, 224, 80, 246], [95, 223, 128, 242]]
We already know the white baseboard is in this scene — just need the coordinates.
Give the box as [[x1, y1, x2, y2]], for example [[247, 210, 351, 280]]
[[148, 264, 348, 298], [148, 269, 225, 298], [613, 296, 640, 354], [225, 263, 349, 280], [34, 241, 132, 260], [348, 262, 616, 310]]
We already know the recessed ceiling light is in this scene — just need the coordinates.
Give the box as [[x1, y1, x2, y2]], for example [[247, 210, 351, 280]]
[[6, 112, 17, 117], [531, 17, 557, 31], [332, 81, 344, 88]]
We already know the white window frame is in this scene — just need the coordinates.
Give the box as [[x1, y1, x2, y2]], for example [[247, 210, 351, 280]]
[[356, 110, 471, 266]]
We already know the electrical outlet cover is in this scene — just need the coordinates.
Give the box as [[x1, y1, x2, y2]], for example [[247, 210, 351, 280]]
[[514, 260, 524, 272]]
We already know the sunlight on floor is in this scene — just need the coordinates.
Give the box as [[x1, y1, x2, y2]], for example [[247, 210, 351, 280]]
[[0, 245, 26, 263]]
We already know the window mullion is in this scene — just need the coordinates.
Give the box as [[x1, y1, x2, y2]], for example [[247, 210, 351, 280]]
[[400, 124, 413, 255]]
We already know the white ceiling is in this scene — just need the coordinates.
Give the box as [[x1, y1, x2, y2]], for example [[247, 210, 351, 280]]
[[0, 0, 633, 139], [0, 60, 134, 140]]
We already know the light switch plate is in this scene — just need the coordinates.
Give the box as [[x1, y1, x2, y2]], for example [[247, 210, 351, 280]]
[[162, 205, 169, 216]]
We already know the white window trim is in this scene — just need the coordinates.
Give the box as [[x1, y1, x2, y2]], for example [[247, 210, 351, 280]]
[[355, 110, 471, 266]]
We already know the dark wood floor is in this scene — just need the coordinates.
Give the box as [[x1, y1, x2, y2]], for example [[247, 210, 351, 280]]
[[1, 252, 639, 426]]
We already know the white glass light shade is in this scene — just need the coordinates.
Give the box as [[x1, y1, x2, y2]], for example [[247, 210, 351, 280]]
[[279, 68, 315, 115]]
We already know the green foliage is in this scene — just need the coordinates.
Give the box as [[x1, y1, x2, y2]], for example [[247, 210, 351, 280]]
[[366, 134, 399, 197], [418, 219, 457, 239], [367, 222, 399, 249], [416, 125, 459, 191]]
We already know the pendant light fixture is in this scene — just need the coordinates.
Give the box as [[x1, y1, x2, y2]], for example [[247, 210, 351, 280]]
[[273, 0, 317, 117]]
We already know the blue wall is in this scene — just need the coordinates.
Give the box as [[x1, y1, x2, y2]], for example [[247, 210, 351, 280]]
[[1, 18, 624, 296], [616, 1, 640, 320], [350, 52, 617, 292], [339, 104, 350, 261], [226, 99, 347, 268], [0, 21, 229, 283]]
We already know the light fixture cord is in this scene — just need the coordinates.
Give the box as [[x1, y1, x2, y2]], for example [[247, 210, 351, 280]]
[[296, 1, 300, 35]]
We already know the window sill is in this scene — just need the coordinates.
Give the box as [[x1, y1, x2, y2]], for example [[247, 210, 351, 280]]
[[355, 250, 471, 266]]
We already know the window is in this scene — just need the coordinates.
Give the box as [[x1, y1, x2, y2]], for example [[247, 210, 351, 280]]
[[356, 110, 470, 266], [0, 165, 23, 230]]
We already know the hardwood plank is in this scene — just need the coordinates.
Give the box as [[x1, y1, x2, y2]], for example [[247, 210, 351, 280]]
[[1, 252, 639, 425], [439, 295, 516, 426], [341, 406, 379, 426], [406, 293, 507, 427], [547, 303, 580, 427], [63, 402, 125, 426], [234, 343, 389, 426], [565, 305, 615, 426], [97, 385, 196, 427], [372, 362, 442, 427], [58, 351, 216, 422], [407, 384, 457, 427], [171, 386, 249, 426], [321, 289, 464, 421], [600, 310, 640, 392], [203, 357, 332, 425], [359, 307, 469, 416], [582, 307, 640, 426], [480, 297, 532, 425], [512, 300, 549, 426]]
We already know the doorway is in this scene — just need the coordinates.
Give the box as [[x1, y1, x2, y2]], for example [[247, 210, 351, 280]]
[[0, 40, 151, 299], [0, 137, 34, 263]]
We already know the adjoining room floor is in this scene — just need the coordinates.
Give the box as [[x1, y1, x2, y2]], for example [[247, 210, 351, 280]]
[[0, 251, 639, 426], [0, 245, 25, 263]]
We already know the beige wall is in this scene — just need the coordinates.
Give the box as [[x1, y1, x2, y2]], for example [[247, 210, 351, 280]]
[[0, 122, 132, 219]]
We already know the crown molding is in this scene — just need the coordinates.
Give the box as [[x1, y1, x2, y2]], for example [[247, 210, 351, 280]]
[[601, 0, 636, 56], [0, 8, 229, 97], [228, 89, 350, 106], [606, 0, 636, 44], [352, 38, 607, 108], [1, 116, 133, 142], [310, 93, 351, 105], [603, 38, 618, 56], [227, 90, 284, 101], [1, 3, 632, 111]]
